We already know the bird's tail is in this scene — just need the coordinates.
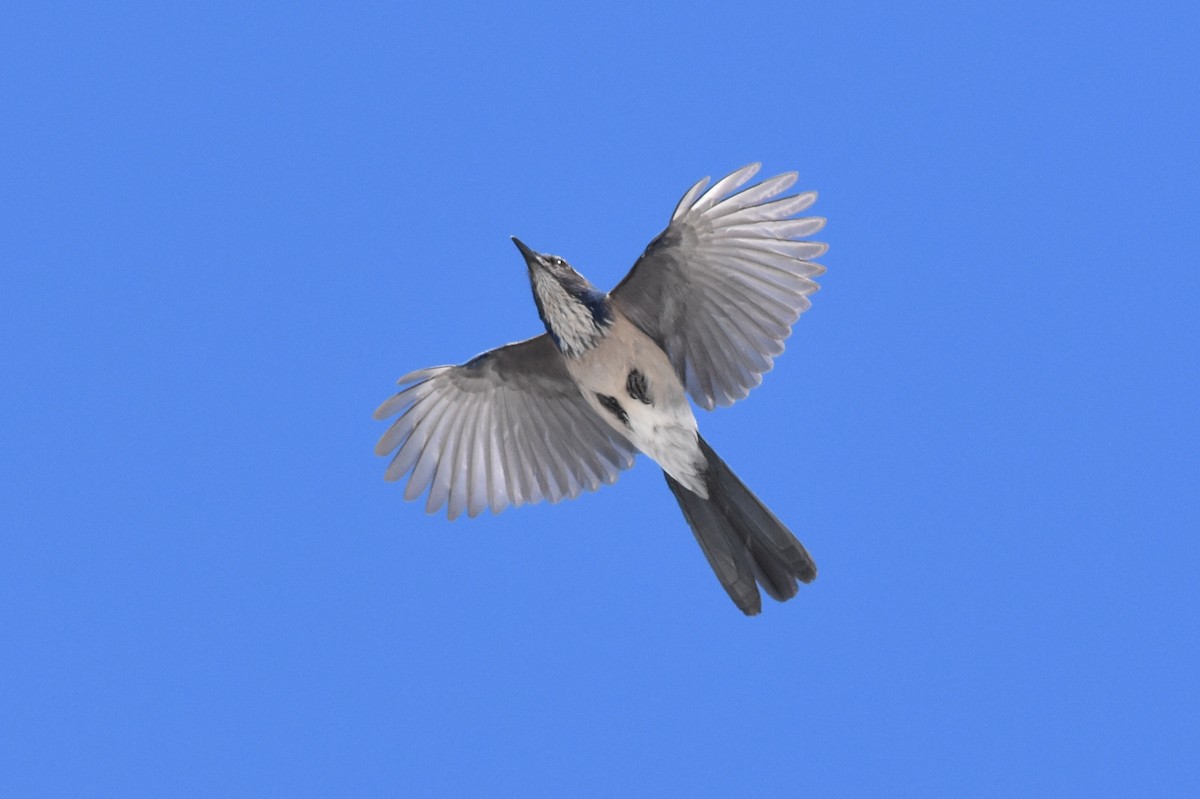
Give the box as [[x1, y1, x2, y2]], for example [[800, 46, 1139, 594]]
[[665, 435, 816, 615]]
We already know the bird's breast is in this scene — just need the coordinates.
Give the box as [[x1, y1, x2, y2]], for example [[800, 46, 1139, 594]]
[[564, 313, 707, 496]]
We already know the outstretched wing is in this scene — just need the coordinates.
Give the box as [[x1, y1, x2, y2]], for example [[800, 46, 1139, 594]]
[[374, 334, 637, 519], [611, 163, 827, 410]]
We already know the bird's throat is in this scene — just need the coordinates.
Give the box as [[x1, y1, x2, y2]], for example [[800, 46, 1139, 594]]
[[530, 270, 613, 357]]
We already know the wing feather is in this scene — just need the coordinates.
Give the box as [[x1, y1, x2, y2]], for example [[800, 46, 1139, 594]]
[[460, 394, 488, 519], [405, 409, 448, 502], [690, 163, 761, 214], [443, 392, 479, 519], [711, 189, 816, 225], [500, 384, 538, 507], [689, 268, 783, 357], [671, 176, 711, 222], [478, 401, 502, 516], [706, 172, 799, 219], [422, 393, 467, 511]]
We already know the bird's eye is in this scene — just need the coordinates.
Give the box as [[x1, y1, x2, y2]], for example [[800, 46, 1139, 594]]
[[553, 258, 564, 267]]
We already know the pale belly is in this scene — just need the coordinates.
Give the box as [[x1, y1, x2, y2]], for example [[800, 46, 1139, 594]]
[[564, 316, 708, 497]]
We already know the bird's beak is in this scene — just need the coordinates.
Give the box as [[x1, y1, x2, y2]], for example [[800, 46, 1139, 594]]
[[511, 236, 540, 266]]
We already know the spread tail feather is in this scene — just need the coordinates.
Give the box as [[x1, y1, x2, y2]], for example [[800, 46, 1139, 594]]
[[665, 435, 816, 615]]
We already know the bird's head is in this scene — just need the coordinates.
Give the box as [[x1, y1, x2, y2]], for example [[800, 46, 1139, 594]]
[[512, 236, 612, 357]]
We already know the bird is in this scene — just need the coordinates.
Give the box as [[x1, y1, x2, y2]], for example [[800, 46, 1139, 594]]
[[374, 163, 827, 614]]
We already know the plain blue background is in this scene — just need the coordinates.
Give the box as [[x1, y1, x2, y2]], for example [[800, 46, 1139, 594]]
[[4, 1, 1198, 795]]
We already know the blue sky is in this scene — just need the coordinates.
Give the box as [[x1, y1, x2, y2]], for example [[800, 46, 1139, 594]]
[[3, 1, 1198, 795]]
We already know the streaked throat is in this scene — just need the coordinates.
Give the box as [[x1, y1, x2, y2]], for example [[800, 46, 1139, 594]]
[[530, 269, 613, 357]]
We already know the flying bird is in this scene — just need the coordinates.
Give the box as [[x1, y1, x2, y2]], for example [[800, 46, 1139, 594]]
[[374, 163, 827, 614]]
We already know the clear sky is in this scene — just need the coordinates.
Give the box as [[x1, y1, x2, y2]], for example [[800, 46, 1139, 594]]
[[3, 1, 1198, 796]]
